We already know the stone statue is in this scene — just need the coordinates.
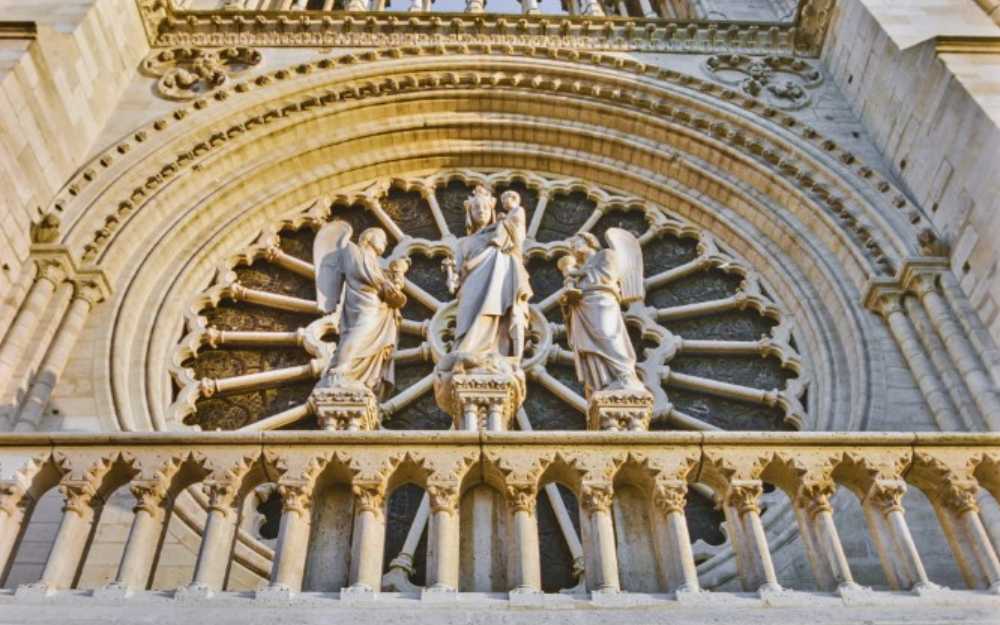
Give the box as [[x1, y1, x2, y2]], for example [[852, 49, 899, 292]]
[[311, 221, 409, 429], [558, 229, 653, 430], [434, 186, 533, 431], [441, 185, 533, 369]]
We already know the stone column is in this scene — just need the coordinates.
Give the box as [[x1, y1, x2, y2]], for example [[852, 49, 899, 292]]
[[795, 483, 855, 590], [349, 483, 387, 592], [190, 483, 240, 592], [113, 481, 170, 591], [581, 483, 620, 593], [0, 487, 30, 582], [938, 270, 1000, 387], [652, 480, 700, 592], [910, 272, 1000, 428], [425, 483, 460, 592], [521, 0, 539, 13], [268, 482, 313, 592], [15, 281, 103, 431], [37, 482, 100, 590], [939, 481, 1000, 590], [724, 481, 779, 592], [0, 261, 66, 427], [863, 480, 931, 590], [507, 484, 541, 593], [872, 291, 959, 428]]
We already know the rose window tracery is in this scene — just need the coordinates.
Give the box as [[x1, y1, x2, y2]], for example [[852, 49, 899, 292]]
[[171, 170, 807, 434]]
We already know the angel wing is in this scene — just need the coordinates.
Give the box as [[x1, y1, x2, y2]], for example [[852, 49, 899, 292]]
[[605, 227, 644, 304], [314, 220, 353, 314]]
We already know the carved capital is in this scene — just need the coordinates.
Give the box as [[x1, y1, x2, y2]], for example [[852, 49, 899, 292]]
[[725, 481, 763, 515], [506, 483, 537, 514], [581, 482, 614, 514], [58, 481, 99, 517], [73, 279, 106, 307], [130, 480, 169, 516], [866, 479, 907, 515], [426, 483, 460, 515], [352, 482, 386, 516], [35, 259, 68, 287], [203, 481, 240, 515], [277, 481, 312, 517], [940, 480, 980, 515], [795, 480, 836, 519], [652, 480, 687, 514], [0, 483, 29, 517]]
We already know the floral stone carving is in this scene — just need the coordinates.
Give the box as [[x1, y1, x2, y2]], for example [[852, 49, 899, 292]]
[[703, 54, 823, 110], [141, 47, 262, 101]]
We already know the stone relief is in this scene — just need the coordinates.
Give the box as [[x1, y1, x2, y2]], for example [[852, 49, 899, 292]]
[[703, 54, 823, 110], [169, 169, 808, 435], [141, 47, 262, 101]]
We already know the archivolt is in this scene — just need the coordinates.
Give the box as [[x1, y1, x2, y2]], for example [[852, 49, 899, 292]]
[[47, 45, 925, 433]]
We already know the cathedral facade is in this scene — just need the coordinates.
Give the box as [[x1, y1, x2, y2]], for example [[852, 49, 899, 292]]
[[0, 0, 999, 622]]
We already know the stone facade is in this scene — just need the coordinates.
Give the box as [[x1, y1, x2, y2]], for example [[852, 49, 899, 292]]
[[1, 0, 999, 623]]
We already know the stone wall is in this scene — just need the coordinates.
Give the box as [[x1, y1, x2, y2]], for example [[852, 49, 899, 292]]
[[824, 0, 1000, 342], [0, 0, 148, 300]]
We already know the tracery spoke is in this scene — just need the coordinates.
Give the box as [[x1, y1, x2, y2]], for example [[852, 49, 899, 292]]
[[548, 345, 575, 366], [576, 206, 605, 234], [393, 343, 432, 364], [238, 403, 314, 432], [528, 366, 587, 414], [538, 287, 566, 313], [644, 256, 710, 290], [204, 329, 304, 348], [400, 318, 429, 337], [526, 192, 549, 239], [381, 372, 435, 417], [265, 247, 315, 279], [676, 338, 766, 355], [656, 406, 722, 431], [425, 190, 452, 238], [403, 278, 443, 312], [230, 283, 321, 315], [366, 198, 406, 241], [654, 294, 742, 322], [663, 368, 777, 406], [201, 360, 324, 397]]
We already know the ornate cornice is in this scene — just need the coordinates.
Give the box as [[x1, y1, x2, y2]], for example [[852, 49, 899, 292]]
[[136, 0, 834, 56]]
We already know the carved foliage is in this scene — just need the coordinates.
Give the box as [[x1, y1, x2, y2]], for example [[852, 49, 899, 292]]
[[141, 47, 262, 101]]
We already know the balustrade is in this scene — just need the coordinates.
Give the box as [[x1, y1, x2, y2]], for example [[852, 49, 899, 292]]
[[0, 431, 998, 601]]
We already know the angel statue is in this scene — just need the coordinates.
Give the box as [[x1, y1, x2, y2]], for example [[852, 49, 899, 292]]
[[558, 228, 647, 397], [314, 221, 409, 399], [440, 185, 533, 370]]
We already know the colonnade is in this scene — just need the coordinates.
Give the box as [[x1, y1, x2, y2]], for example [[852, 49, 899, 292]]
[[0, 433, 998, 598]]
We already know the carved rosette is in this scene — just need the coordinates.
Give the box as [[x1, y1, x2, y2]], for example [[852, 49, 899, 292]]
[[140, 47, 261, 101], [587, 388, 654, 432], [433, 371, 526, 432], [308, 385, 380, 431]]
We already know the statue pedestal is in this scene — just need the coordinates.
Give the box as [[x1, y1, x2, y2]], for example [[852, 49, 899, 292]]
[[587, 388, 654, 431], [308, 385, 379, 431], [434, 370, 524, 431]]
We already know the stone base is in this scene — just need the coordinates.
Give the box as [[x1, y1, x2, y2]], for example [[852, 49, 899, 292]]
[[587, 388, 654, 431], [434, 365, 524, 431], [308, 384, 379, 431], [15, 582, 55, 600]]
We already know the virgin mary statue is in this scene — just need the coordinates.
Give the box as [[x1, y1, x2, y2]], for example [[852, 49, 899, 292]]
[[443, 185, 533, 366]]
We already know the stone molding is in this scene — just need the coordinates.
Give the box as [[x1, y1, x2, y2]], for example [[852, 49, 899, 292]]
[[133, 0, 835, 56]]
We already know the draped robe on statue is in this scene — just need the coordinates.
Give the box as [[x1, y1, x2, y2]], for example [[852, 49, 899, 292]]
[[452, 206, 533, 358], [319, 243, 398, 396], [564, 248, 639, 394]]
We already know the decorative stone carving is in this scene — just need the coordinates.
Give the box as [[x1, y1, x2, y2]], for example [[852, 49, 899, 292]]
[[558, 229, 654, 430], [310, 222, 409, 430], [703, 55, 823, 110], [434, 185, 531, 429], [141, 47, 261, 101]]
